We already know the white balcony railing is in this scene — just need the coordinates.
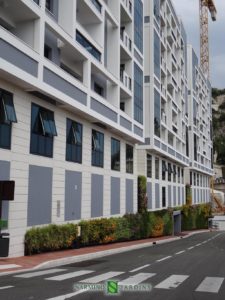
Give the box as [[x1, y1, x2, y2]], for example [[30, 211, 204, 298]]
[[120, 70, 132, 91], [120, 29, 132, 53]]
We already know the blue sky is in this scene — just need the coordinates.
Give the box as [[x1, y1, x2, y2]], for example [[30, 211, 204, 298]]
[[172, 0, 225, 89]]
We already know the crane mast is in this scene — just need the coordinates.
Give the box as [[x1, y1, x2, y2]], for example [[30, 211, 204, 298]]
[[199, 0, 217, 78]]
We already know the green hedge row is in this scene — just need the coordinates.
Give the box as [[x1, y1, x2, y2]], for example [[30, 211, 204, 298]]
[[25, 210, 173, 255], [181, 203, 212, 231], [24, 204, 211, 255]]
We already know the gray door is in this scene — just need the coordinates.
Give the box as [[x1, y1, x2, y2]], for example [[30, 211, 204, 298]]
[[65, 171, 82, 221]]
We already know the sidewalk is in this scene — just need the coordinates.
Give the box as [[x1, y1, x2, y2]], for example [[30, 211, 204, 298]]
[[0, 230, 210, 275]]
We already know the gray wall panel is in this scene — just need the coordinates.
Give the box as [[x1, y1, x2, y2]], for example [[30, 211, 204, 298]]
[[0, 161, 10, 221], [111, 177, 120, 215], [155, 183, 160, 209], [91, 174, 103, 218], [0, 39, 38, 76], [43, 67, 87, 105], [120, 116, 132, 131], [178, 187, 181, 206], [65, 171, 82, 221], [147, 182, 152, 209], [91, 98, 117, 123], [126, 179, 133, 213], [134, 125, 143, 137], [173, 186, 176, 206], [27, 165, 52, 226]]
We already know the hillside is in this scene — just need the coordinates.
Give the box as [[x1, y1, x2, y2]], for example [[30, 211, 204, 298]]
[[212, 88, 225, 165]]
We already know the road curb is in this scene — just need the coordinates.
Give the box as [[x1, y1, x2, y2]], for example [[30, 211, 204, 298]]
[[0, 230, 210, 276]]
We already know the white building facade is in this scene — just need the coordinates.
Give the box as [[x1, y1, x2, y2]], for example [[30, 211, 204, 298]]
[[186, 45, 213, 204], [137, 0, 213, 211], [0, 0, 144, 257]]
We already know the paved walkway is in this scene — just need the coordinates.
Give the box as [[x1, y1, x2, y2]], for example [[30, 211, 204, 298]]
[[0, 230, 209, 274]]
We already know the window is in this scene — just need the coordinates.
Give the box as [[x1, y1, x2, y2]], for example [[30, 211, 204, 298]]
[[111, 138, 120, 171], [168, 163, 173, 182], [190, 171, 192, 185], [91, 0, 102, 13], [154, 89, 161, 137], [134, 63, 143, 124], [173, 165, 177, 182], [194, 134, 198, 161], [76, 30, 101, 61], [194, 172, 196, 185], [162, 187, 166, 208], [0, 89, 17, 149], [134, 0, 143, 53], [30, 103, 57, 157], [181, 169, 184, 184], [154, 30, 160, 79], [92, 129, 104, 167], [147, 154, 152, 178], [186, 126, 189, 157], [44, 44, 52, 60], [66, 119, 82, 163], [94, 83, 104, 96], [120, 102, 125, 112], [155, 157, 159, 179], [126, 144, 133, 174], [162, 160, 167, 181], [178, 167, 180, 183]]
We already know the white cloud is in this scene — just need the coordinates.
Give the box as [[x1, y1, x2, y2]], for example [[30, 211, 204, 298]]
[[172, 0, 225, 88]]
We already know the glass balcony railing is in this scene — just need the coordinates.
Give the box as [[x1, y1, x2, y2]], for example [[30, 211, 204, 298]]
[[91, 0, 102, 13], [76, 30, 101, 62]]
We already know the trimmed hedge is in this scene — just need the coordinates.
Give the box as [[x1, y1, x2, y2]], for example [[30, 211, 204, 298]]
[[25, 210, 173, 255], [25, 223, 78, 255], [181, 203, 212, 231], [25, 205, 210, 255]]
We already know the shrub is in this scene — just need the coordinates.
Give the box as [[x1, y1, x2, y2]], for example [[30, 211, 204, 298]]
[[138, 176, 148, 214], [25, 223, 78, 255], [186, 184, 192, 206]]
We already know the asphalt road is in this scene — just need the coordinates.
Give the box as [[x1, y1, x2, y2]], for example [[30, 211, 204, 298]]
[[1, 231, 225, 300]]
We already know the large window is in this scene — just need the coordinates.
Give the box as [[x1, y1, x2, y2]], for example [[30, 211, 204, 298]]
[[134, 0, 143, 53], [92, 130, 104, 167], [111, 138, 120, 171], [126, 144, 133, 174], [162, 187, 166, 208], [168, 163, 173, 182], [66, 119, 82, 163], [154, 30, 160, 79], [194, 134, 198, 161], [162, 160, 167, 181], [154, 0, 160, 23], [0, 89, 17, 149], [173, 165, 177, 182], [134, 63, 143, 124], [155, 157, 159, 179], [147, 154, 152, 178], [76, 30, 101, 61], [30, 103, 57, 157], [154, 89, 161, 137]]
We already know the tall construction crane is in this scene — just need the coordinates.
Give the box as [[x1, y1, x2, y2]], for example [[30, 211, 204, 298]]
[[199, 0, 217, 77]]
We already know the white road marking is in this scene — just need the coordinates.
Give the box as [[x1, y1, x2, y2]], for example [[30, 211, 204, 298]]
[[80, 271, 124, 283], [130, 264, 150, 273], [46, 270, 94, 281], [0, 286, 14, 290], [188, 246, 194, 250], [119, 273, 156, 286], [15, 268, 67, 278], [155, 275, 189, 289], [196, 277, 224, 293], [157, 256, 172, 262], [195, 243, 201, 247], [175, 250, 185, 255], [0, 264, 21, 270], [46, 288, 89, 300]]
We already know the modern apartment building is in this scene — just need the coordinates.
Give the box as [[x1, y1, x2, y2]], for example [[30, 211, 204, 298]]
[[0, 0, 144, 257], [186, 45, 213, 204], [137, 0, 213, 211], [137, 0, 190, 210]]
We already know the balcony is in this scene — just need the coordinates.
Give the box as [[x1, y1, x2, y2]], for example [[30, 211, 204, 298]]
[[122, 0, 132, 15], [120, 69, 132, 91], [76, 30, 101, 62], [90, 0, 102, 14], [120, 28, 132, 53]]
